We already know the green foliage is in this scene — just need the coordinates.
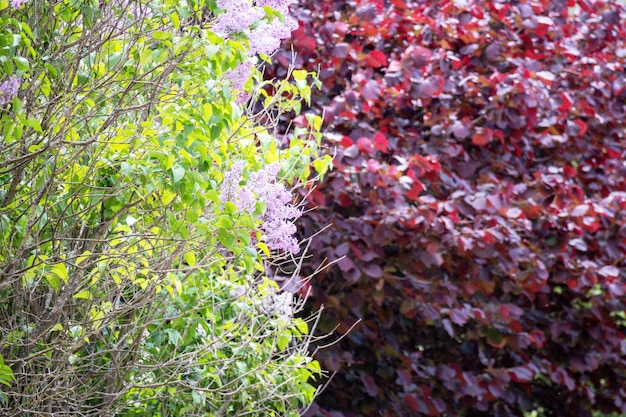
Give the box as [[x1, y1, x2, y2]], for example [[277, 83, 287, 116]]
[[0, 0, 327, 415]]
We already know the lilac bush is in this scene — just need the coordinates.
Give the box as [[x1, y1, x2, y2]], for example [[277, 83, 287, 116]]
[[0, 0, 323, 415]]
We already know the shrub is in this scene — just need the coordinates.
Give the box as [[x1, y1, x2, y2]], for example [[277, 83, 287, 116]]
[[267, 0, 626, 415]]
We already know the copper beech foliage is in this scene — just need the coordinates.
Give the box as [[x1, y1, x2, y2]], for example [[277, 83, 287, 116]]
[[266, 0, 626, 415]]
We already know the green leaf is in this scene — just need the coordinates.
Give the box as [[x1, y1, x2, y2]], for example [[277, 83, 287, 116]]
[[178, 224, 189, 240], [224, 201, 238, 214], [169, 12, 180, 30], [50, 263, 69, 285], [152, 31, 172, 41], [73, 290, 92, 300], [11, 97, 22, 114], [216, 215, 233, 229], [24, 118, 42, 133], [19, 21, 34, 39], [172, 166, 185, 183], [0, 359, 14, 387], [183, 251, 196, 266], [13, 56, 29, 71], [140, 47, 152, 67], [217, 228, 236, 250], [257, 242, 271, 257], [277, 333, 291, 351], [3, 59, 14, 75], [294, 319, 309, 335], [164, 328, 181, 346]]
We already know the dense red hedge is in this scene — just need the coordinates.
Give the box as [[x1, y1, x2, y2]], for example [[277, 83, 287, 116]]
[[267, 0, 626, 415]]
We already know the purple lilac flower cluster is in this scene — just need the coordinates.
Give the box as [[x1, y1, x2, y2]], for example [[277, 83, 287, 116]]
[[10, 0, 28, 9], [247, 17, 298, 56], [213, 0, 265, 35], [0, 76, 21, 106], [214, 0, 299, 103], [224, 60, 254, 104], [220, 161, 301, 254]]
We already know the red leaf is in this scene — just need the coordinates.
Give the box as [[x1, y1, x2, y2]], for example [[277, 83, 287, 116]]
[[472, 128, 493, 146], [403, 393, 419, 412], [293, 34, 315, 51], [599, 265, 619, 279], [337, 193, 353, 207], [530, 329, 546, 348], [338, 256, 356, 272], [430, 398, 447, 414], [550, 368, 575, 391], [558, 92, 573, 114], [573, 119, 587, 137], [297, 279, 313, 298], [570, 204, 589, 217], [536, 71, 555, 86], [578, 0, 592, 12], [367, 50, 388, 68], [508, 366, 535, 383], [367, 159, 381, 173], [340, 136, 354, 148], [406, 181, 426, 200], [308, 189, 326, 207], [419, 76, 445, 97], [450, 308, 469, 325], [357, 137, 374, 155], [452, 122, 470, 139], [567, 278, 579, 289], [448, 54, 462, 70], [609, 282, 625, 297], [332, 43, 350, 58], [535, 16, 553, 37], [361, 374, 379, 397], [373, 132, 389, 152], [470, 5, 484, 18], [405, 45, 432, 68], [361, 263, 383, 278], [362, 80, 381, 100]]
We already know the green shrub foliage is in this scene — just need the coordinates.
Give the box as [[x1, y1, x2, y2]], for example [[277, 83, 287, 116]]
[[0, 0, 328, 415]]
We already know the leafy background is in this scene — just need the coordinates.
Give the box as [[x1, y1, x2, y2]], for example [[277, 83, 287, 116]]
[[266, 0, 626, 416]]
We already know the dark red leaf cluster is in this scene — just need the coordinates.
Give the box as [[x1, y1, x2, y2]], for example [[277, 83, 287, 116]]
[[267, 0, 626, 415]]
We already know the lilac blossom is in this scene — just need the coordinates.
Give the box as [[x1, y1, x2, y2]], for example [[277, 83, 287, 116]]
[[213, 0, 298, 56], [10, 0, 28, 9], [220, 161, 246, 206], [224, 59, 254, 104], [213, 0, 265, 35], [246, 16, 297, 55], [220, 161, 302, 254], [255, 0, 296, 13], [261, 289, 293, 319], [0, 76, 21, 106]]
